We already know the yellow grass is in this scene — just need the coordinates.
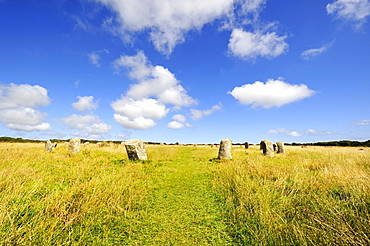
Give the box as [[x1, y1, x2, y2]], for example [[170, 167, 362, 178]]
[[0, 142, 149, 244], [215, 145, 370, 245], [0, 142, 369, 245]]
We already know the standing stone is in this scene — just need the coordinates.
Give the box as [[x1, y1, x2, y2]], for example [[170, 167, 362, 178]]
[[244, 142, 249, 149], [273, 144, 277, 151], [45, 140, 53, 152], [260, 140, 274, 157], [123, 139, 147, 161], [276, 141, 285, 154], [218, 139, 232, 160], [68, 138, 81, 154]]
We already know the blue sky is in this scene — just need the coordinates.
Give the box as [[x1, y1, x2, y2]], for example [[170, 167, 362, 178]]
[[0, 0, 369, 144]]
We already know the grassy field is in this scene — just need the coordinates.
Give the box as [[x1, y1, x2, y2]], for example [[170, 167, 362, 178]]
[[0, 143, 369, 245]]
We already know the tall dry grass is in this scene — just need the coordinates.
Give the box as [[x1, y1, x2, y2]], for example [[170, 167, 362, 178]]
[[214, 146, 370, 245], [1, 143, 369, 245], [0, 143, 221, 245], [0, 142, 149, 244]]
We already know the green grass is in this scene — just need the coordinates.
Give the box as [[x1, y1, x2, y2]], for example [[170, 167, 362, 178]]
[[123, 146, 232, 245], [0, 143, 370, 245]]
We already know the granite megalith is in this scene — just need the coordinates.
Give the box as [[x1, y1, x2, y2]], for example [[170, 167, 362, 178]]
[[68, 138, 81, 154], [123, 139, 148, 161], [260, 140, 274, 157], [276, 141, 285, 154], [244, 142, 249, 149], [218, 139, 232, 160], [45, 140, 53, 152]]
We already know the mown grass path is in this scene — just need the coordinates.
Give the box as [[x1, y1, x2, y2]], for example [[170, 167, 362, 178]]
[[125, 147, 232, 245]]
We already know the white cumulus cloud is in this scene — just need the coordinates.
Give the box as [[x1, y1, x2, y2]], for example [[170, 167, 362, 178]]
[[0, 107, 47, 125], [111, 97, 168, 130], [6, 122, 51, 132], [0, 83, 50, 109], [228, 78, 315, 109], [112, 97, 169, 120], [72, 96, 98, 112], [94, 0, 236, 55], [62, 114, 112, 134], [327, 0, 370, 28], [0, 83, 51, 132], [111, 51, 197, 130], [113, 114, 156, 130], [113, 51, 196, 107], [228, 28, 288, 60], [167, 121, 185, 129], [190, 102, 222, 120], [92, 0, 284, 57], [288, 131, 303, 137], [173, 114, 186, 122]]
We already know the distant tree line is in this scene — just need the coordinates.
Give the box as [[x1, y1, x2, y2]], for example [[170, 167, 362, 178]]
[[1, 136, 370, 147], [0, 137, 42, 143], [0, 137, 79, 143], [288, 140, 370, 147]]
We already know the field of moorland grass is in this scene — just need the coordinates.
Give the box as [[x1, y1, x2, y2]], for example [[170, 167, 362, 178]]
[[215, 145, 370, 245], [0, 142, 150, 245], [0, 143, 369, 245], [0, 143, 231, 245]]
